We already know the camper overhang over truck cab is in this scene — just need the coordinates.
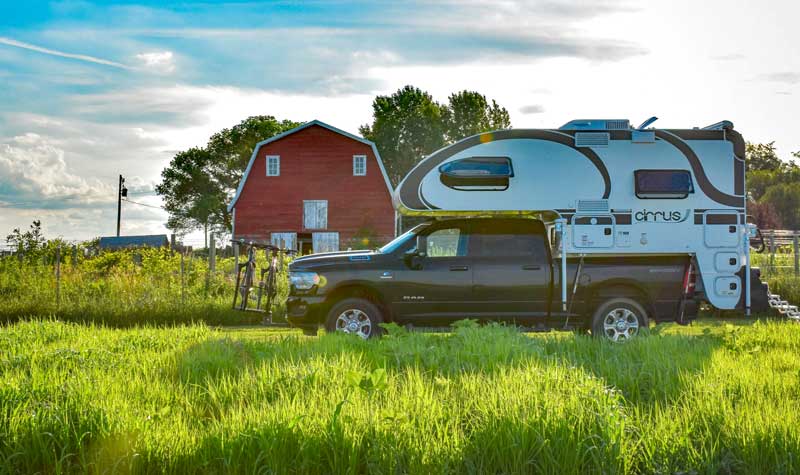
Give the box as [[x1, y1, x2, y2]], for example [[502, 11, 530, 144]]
[[394, 117, 770, 319]]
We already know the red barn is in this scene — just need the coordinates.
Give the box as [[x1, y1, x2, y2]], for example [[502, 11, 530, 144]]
[[228, 120, 396, 254]]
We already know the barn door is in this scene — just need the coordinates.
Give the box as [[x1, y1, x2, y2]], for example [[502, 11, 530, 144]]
[[271, 232, 297, 251], [312, 232, 339, 253], [303, 200, 328, 229]]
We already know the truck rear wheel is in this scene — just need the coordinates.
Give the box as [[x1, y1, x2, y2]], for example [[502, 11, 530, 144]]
[[325, 298, 384, 339], [591, 297, 648, 341]]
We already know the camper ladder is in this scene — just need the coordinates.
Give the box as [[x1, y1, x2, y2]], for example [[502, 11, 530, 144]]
[[767, 292, 800, 320]]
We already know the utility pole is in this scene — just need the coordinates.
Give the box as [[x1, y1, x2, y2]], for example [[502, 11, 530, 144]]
[[117, 174, 127, 236]]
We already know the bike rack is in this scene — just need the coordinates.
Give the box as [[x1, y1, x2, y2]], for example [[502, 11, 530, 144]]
[[231, 240, 296, 327]]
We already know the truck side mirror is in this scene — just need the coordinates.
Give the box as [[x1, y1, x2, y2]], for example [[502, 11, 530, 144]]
[[403, 235, 427, 269], [415, 234, 428, 257]]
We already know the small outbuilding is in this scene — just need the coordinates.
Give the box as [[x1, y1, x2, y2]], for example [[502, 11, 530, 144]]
[[98, 234, 170, 250], [228, 120, 396, 254]]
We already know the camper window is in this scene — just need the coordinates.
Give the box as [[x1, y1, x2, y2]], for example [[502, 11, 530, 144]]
[[634, 169, 694, 199], [439, 156, 513, 191]]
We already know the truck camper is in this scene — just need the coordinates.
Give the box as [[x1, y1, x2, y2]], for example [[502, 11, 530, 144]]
[[285, 118, 773, 340]]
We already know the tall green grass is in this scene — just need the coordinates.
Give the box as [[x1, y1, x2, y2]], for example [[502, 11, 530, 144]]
[[1, 319, 799, 474], [0, 249, 290, 326]]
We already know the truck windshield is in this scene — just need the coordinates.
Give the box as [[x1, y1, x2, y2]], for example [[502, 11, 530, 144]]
[[378, 224, 429, 254]]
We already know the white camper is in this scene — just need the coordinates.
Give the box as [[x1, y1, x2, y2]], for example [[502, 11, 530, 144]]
[[395, 118, 766, 316]]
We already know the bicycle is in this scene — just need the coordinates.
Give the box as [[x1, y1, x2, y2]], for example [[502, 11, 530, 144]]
[[231, 240, 296, 326]]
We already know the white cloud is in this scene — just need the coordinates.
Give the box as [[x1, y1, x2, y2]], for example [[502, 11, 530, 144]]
[[135, 50, 175, 73], [519, 104, 545, 114], [0, 133, 111, 207]]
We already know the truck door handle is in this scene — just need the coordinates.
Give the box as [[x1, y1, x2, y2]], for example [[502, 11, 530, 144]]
[[449, 265, 469, 271], [522, 265, 541, 270]]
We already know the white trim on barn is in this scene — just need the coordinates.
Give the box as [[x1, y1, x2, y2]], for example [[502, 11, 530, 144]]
[[266, 155, 280, 176], [353, 154, 367, 176], [312, 232, 339, 253], [271, 232, 297, 250], [227, 119, 395, 212]]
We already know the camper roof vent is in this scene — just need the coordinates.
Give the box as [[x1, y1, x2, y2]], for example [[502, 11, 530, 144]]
[[559, 119, 630, 131], [606, 120, 630, 130], [575, 132, 610, 148], [576, 199, 610, 214]]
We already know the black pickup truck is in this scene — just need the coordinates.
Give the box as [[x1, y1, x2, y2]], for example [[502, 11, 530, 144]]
[[286, 217, 698, 340]]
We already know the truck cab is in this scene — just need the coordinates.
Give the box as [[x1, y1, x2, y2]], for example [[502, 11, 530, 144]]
[[286, 217, 697, 340]]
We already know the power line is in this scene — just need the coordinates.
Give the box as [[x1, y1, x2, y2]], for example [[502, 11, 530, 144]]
[[122, 198, 164, 210]]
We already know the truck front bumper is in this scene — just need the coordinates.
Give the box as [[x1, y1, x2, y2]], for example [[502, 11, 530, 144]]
[[286, 295, 326, 334]]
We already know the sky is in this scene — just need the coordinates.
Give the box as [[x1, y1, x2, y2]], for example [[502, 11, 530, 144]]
[[0, 0, 798, 244]]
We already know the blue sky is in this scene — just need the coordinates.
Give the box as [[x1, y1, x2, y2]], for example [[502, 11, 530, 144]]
[[1, 1, 798, 241]]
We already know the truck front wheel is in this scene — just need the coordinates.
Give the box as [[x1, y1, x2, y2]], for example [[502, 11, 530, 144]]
[[325, 298, 384, 339], [591, 297, 648, 341]]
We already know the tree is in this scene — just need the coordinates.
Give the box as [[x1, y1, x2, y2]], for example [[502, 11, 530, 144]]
[[746, 142, 784, 172], [6, 219, 45, 255], [360, 86, 512, 186], [360, 86, 447, 186], [156, 148, 227, 246], [761, 182, 800, 229], [748, 200, 782, 229], [442, 91, 511, 142], [205, 116, 301, 194], [157, 116, 300, 240]]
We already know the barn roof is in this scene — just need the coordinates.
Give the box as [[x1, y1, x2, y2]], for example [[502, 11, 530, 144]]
[[227, 120, 394, 212]]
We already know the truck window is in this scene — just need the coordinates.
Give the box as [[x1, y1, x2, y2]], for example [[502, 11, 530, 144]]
[[426, 227, 467, 257], [471, 220, 547, 260]]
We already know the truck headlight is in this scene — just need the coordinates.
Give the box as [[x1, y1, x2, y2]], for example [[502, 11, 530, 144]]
[[290, 271, 320, 290]]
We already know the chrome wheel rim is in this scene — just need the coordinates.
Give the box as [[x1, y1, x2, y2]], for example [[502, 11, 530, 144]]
[[602, 308, 640, 341], [335, 309, 372, 339]]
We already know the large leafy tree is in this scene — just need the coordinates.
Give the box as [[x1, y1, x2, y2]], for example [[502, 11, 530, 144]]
[[157, 116, 300, 242], [360, 86, 512, 186], [205, 116, 300, 193], [360, 86, 447, 186], [442, 90, 511, 142], [156, 148, 226, 246], [744, 142, 800, 229]]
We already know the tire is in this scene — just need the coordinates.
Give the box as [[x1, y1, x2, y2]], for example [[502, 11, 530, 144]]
[[325, 298, 384, 339], [591, 297, 648, 342]]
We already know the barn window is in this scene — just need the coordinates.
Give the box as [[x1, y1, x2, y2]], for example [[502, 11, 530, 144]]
[[303, 200, 328, 229], [266, 155, 280, 176], [634, 169, 694, 199], [353, 155, 367, 176]]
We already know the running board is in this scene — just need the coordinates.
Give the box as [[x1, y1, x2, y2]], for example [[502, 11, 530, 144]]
[[403, 323, 582, 333]]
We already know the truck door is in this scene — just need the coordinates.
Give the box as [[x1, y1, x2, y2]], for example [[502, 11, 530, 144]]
[[470, 219, 551, 320], [388, 221, 475, 323]]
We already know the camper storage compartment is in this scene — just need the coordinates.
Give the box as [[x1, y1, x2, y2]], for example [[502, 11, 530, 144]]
[[703, 211, 740, 248], [572, 215, 615, 248]]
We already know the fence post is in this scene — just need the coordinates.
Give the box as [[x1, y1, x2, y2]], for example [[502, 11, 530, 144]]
[[209, 234, 216, 273], [233, 242, 239, 277], [170, 234, 176, 254], [72, 245, 78, 269], [769, 233, 775, 271], [794, 233, 799, 277], [54, 247, 61, 310], [180, 252, 186, 305]]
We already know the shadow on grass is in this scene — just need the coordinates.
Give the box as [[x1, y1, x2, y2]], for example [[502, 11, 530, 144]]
[[176, 322, 724, 406]]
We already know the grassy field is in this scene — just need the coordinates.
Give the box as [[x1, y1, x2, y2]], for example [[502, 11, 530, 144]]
[[2, 318, 800, 474], [0, 248, 290, 326]]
